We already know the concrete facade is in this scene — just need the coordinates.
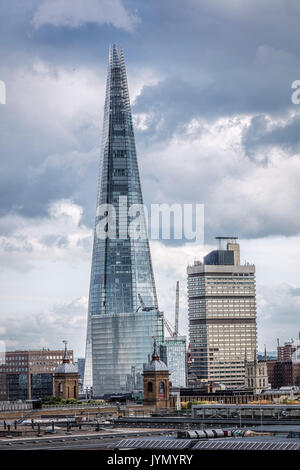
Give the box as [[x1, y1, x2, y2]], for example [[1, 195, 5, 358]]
[[245, 359, 268, 394], [187, 238, 257, 388]]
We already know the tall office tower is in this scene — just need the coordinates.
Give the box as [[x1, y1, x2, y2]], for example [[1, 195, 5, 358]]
[[84, 45, 163, 397], [187, 237, 257, 388]]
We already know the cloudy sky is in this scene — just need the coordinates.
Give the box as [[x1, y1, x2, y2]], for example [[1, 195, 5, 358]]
[[1, 0, 300, 357]]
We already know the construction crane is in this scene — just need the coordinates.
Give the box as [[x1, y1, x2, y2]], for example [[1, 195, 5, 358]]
[[174, 280, 179, 337], [136, 294, 156, 313], [137, 284, 181, 338], [164, 316, 176, 337], [163, 281, 181, 338]]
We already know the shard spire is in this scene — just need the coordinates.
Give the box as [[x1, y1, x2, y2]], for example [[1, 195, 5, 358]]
[[84, 46, 162, 395]]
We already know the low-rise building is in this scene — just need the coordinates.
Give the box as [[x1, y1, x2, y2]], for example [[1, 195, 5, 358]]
[[0, 348, 74, 401], [245, 354, 268, 394], [267, 360, 300, 388]]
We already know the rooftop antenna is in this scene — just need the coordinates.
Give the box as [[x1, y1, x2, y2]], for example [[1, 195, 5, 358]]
[[62, 340, 70, 364], [254, 349, 257, 365]]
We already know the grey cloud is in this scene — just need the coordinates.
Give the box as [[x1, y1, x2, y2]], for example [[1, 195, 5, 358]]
[[242, 113, 300, 161], [1, 0, 300, 239], [290, 287, 300, 296], [0, 297, 87, 356], [32, 0, 139, 32], [133, 60, 294, 145], [258, 284, 300, 325], [0, 68, 101, 222], [0, 200, 92, 273], [256, 283, 300, 349]]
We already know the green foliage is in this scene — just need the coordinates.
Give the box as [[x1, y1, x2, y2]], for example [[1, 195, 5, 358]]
[[86, 399, 106, 404], [42, 396, 82, 405], [295, 375, 300, 387], [60, 398, 82, 405], [42, 396, 61, 405]]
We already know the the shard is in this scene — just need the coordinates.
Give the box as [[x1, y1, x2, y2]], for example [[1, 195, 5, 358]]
[[84, 45, 164, 397]]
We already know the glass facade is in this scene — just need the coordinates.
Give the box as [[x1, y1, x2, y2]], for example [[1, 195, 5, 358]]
[[7, 374, 28, 400], [92, 310, 164, 395], [84, 45, 162, 396], [160, 337, 187, 388], [31, 373, 53, 399]]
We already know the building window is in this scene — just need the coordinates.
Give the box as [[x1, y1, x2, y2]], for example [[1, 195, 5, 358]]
[[159, 382, 165, 396], [147, 382, 153, 392]]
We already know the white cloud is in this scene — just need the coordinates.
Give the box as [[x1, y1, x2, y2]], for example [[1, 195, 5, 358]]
[[257, 283, 300, 352], [0, 199, 92, 271], [151, 240, 211, 338], [140, 115, 300, 239], [32, 0, 140, 32], [189, 0, 291, 21], [5, 59, 161, 158], [0, 296, 88, 355], [0, 200, 92, 356], [8, 60, 104, 145], [0, 198, 92, 317]]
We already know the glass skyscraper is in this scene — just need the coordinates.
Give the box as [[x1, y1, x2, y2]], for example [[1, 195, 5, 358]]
[[160, 337, 187, 388], [84, 45, 163, 397]]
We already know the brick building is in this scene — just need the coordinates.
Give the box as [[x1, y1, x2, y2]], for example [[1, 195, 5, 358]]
[[267, 360, 300, 388], [277, 340, 296, 362]]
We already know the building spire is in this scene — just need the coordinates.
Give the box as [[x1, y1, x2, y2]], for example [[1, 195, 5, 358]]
[[83, 45, 160, 395], [62, 340, 70, 364], [254, 349, 257, 365], [152, 338, 160, 361], [264, 344, 267, 361]]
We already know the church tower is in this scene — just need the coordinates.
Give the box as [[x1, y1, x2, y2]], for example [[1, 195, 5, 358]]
[[143, 339, 170, 408], [54, 341, 79, 400]]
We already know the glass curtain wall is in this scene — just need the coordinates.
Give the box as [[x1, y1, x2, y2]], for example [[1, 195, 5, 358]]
[[84, 45, 162, 396]]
